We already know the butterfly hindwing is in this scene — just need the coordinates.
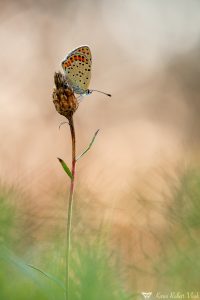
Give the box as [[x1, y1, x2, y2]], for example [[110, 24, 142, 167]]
[[62, 46, 92, 94]]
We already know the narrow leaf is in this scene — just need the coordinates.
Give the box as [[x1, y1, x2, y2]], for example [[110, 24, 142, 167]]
[[27, 264, 65, 290], [57, 158, 73, 179], [76, 129, 100, 161]]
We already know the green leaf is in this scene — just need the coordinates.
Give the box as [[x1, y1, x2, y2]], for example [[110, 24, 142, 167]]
[[27, 264, 65, 290], [76, 129, 100, 161], [57, 158, 73, 179]]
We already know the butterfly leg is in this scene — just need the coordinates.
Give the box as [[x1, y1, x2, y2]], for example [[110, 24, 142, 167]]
[[77, 95, 84, 102]]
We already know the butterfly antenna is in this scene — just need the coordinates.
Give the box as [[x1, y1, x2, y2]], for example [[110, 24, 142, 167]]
[[90, 89, 111, 97]]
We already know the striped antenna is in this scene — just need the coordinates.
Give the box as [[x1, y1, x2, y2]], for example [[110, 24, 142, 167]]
[[89, 89, 111, 97]]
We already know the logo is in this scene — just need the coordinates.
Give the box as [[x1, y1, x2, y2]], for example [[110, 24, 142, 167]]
[[142, 292, 152, 299]]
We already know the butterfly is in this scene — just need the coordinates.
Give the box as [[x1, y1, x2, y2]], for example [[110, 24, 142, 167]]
[[61, 45, 111, 97]]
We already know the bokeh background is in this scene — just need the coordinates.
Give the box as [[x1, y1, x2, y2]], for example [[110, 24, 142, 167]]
[[1, 0, 200, 298]]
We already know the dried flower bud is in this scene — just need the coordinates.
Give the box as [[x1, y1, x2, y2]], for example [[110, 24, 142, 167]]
[[52, 72, 78, 121]]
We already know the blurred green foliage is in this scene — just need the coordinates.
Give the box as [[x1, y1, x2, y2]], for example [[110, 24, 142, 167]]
[[0, 168, 200, 299], [158, 168, 200, 291], [0, 184, 131, 300]]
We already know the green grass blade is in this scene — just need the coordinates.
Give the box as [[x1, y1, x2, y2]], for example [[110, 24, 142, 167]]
[[27, 264, 65, 291], [0, 247, 53, 299], [76, 129, 100, 161], [57, 158, 73, 179]]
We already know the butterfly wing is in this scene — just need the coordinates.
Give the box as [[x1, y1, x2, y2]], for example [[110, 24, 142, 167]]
[[62, 46, 92, 94], [69, 45, 92, 61]]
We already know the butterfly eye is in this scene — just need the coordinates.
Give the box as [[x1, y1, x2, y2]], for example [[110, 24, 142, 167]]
[[86, 89, 92, 95]]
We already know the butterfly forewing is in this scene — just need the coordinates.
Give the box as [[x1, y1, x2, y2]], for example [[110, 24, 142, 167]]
[[62, 46, 92, 94]]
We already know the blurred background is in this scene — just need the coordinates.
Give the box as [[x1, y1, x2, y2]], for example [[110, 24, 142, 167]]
[[0, 0, 200, 298]]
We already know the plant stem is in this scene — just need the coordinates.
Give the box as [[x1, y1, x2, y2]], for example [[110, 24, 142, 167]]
[[66, 116, 76, 300]]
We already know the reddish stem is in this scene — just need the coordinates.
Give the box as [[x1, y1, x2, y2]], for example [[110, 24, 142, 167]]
[[66, 116, 76, 300]]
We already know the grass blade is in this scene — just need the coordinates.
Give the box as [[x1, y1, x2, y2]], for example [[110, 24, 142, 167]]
[[0, 247, 53, 298], [57, 158, 73, 179], [27, 264, 65, 290], [76, 129, 100, 161]]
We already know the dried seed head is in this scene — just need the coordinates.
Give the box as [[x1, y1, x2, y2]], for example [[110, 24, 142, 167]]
[[52, 72, 78, 121]]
